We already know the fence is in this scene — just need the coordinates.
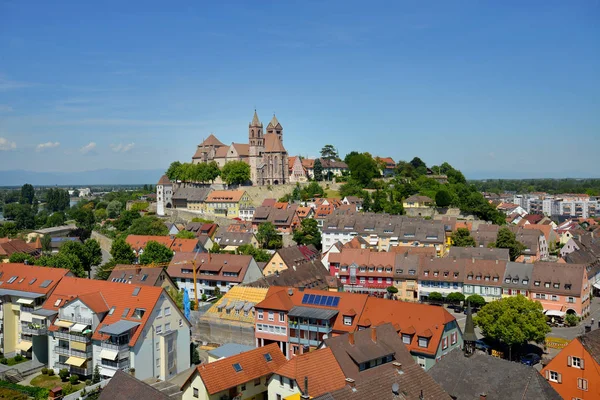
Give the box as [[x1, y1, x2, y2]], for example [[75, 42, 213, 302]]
[[193, 317, 255, 347], [63, 379, 111, 400]]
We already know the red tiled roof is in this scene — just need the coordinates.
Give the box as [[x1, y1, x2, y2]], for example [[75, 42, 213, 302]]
[[167, 252, 253, 283], [126, 235, 173, 251], [274, 348, 346, 397], [206, 190, 246, 203], [0, 263, 70, 294], [0, 239, 39, 257], [191, 343, 287, 395], [44, 277, 168, 346]]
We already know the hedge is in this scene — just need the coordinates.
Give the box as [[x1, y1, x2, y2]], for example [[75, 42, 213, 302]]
[[0, 380, 49, 400]]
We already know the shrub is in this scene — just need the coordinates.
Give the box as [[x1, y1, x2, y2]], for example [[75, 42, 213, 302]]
[[69, 374, 79, 384], [41, 367, 48, 375], [85, 379, 92, 386], [565, 313, 579, 327], [59, 368, 70, 382], [14, 354, 23, 362], [0, 358, 6, 365], [48, 369, 55, 376]]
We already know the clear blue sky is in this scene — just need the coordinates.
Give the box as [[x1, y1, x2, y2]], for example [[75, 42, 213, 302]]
[[1, 1, 598, 179]]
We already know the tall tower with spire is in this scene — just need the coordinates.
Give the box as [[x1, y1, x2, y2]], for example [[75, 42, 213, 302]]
[[266, 114, 283, 143], [248, 110, 264, 184]]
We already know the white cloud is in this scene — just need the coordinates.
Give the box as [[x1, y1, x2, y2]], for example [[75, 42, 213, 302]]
[[0, 137, 16, 151], [110, 142, 135, 153], [0, 105, 13, 113], [35, 141, 60, 152], [80, 142, 97, 154]]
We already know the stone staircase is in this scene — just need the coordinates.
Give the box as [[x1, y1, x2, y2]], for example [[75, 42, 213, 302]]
[[3, 369, 24, 383]]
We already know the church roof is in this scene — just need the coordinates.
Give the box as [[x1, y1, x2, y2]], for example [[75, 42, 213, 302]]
[[157, 175, 172, 185], [251, 110, 262, 127], [264, 133, 286, 153], [199, 134, 224, 147], [231, 143, 250, 157], [267, 114, 281, 128]]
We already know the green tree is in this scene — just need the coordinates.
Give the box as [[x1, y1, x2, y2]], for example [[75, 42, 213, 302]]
[[428, 292, 443, 302], [466, 294, 486, 308], [35, 253, 86, 277], [115, 210, 141, 231], [292, 218, 322, 250], [474, 295, 550, 360], [20, 184, 35, 205], [435, 190, 452, 207], [191, 343, 201, 365], [386, 286, 398, 296], [83, 239, 103, 277], [8, 252, 35, 264], [347, 153, 379, 186], [95, 259, 117, 280], [73, 207, 95, 240], [106, 200, 122, 218], [256, 222, 281, 249], [92, 365, 101, 384], [236, 244, 271, 262], [46, 188, 70, 212], [446, 292, 465, 303], [128, 216, 168, 236], [46, 212, 65, 227], [409, 157, 427, 175], [451, 228, 476, 247], [41, 234, 52, 252], [320, 144, 339, 161], [492, 227, 526, 261], [139, 241, 174, 265], [130, 202, 149, 213], [4, 203, 36, 229], [220, 161, 250, 185], [59, 368, 70, 382], [176, 230, 196, 239], [110, 238, 136, 264], [94, 208, 107, 221], [166, 161, 183, 181], [313, 159, 324, 182], [168, 287, 184, 310]]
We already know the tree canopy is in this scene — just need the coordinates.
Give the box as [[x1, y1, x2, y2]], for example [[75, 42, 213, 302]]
[[313, 159, 324, 182], [110, 238, 136, 264], [435, 189, 452, 207], [236, 244, 271, 262], [474, 295, 550, 352], [139, 241, 174, 265], [346, 152, 379, 187], [256, 222, 282, 249], [466, 294, 486, 308], [320, 144, 339, 161], [20, 184, 35, 205], [292, 218, 322, 250], [492, 227, 525, 261], [127, 216, 168, 236], [220, 161, 251, 185], [451, 228, 476, 247], [176, 230, 197, 239]]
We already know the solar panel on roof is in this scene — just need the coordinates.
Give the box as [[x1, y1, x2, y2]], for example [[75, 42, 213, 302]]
[[319, 296, 328, 305], [332, 297, 340, 307], [302, 294, 310, 304], [314, 295, 321, 304], [307, 294, 315, 304], [325, 297, 334, 306]]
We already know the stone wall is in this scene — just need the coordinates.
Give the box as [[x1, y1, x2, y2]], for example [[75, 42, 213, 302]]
[[91, 231, 113, 254]]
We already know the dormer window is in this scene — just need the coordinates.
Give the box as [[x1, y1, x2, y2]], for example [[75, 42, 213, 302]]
[[343, 316, 353, 326], [409, 270, 416, 275], [443, 271, 449, 277], [534, 281, 540, 286], [418, 337, 429, 348], [565, 284, 572, 290], [553, 283, 560, 289], [467, 275, 473, 280], [476, 275, 482, 281], [512, 278, 518, 284], [433, 271, 439, 277], [396, 269, 404, 274], [493, 277, 499, 282], [402, 334, 411, 344], [545, 282, 550, 288], [484, 276, 490, 281], [523, 279, 528, 285], [424, 271, 429, 277], [453, 272, 459, 279]]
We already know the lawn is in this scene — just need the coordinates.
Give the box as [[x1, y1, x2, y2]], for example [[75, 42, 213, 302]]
[[30, 375, 86, 392], [325, 189, 341, 199]]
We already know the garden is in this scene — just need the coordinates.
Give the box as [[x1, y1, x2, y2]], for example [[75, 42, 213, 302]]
[[30, 366, 100, 396]]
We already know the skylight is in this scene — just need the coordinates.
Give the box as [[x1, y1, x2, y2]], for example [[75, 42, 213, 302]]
[[40, 280, 53, 288], [54, 299, 62, 307], [264, 353, 272, 362], [29, 278, 37, 285], [141, 274, 148, 282], [109, 306, 116, 315], [122, 308, 130, 318], [7, 276, 18, 284], [233, 363, 243, 372], [132, 287, 141, 296]]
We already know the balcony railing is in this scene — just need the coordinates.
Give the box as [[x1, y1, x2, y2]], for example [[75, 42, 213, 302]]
[[54, 331, 91, 343], [54, 346, 92, 358], [58, 313, 93, 325], [20, 306, 34, 313], [289, 337, 320, 347], [54, 362, 69, 370], [100, 359, 130, 370], [70, 366, 93, 376], [22, 325, 48, 335], [101, 342, 129, 351]]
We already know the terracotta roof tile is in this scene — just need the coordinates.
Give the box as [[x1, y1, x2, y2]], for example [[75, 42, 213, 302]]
[[0, 263, 70, 294], [206, 190, 246, 203]]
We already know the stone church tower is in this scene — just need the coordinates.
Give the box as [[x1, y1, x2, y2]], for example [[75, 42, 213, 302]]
[[248, 110, 263, 184]]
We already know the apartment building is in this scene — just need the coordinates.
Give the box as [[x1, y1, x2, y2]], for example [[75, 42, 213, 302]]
[[168, 252, 262, 299], [0, 264, 71, 362], [107, 265, 177, 292], [44, 277, 191, 381], [328, 248, 397, 295], [530, 262, 590, 317], [204, 190, 252, 219], [502, 262, 534, 298], [262, 245, 319, 277], [126, 235, 201, 260]]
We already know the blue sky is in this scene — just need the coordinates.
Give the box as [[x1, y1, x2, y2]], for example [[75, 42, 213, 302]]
[[1, 0, 598, 179]]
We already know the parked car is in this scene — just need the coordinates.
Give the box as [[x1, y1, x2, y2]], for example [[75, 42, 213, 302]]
[[520, 353, 542, 366], [475, 340, 491, 351]]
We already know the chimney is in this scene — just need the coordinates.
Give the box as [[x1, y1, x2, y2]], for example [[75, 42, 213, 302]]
[[300, 376, 310, 400], [345, 378, 355, 389], [472, 257, 475, 263], [480, 394, 487, 400], [348, 332, 355, 345], [298, 285, 305, 292], [371, 327, 377, 343], [392, 362, 402, 373]]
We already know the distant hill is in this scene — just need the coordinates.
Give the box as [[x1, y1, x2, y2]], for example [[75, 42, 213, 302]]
[[0, 169, 166, 186]]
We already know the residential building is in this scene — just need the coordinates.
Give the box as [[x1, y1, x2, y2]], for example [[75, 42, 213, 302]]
[[171, 187, 211, 211], [248, 259, 341, 292], [288, 156, 308, 183], [328, 248, 398, 295], [560, 199, 598, 218], [461, 259, 505, 302], [214, 231, 258, 251], [180, 343, 287, 400], [107, 265, 177, 292], [262, 245, 319, 277], [0, 264, 71, 362], [402, 195, 433, 208], [296, 206, 314, 220], [252, 205, 300, 233], [27, 224, 77, 241], [50, 237, 81, 253], [184, 222, 218, 239], [200, 286, 269, 332], [392, 253, 421, 302], [502, 262, 534, 298], [316, 324, 452, 400], [446, 246, 510, 261], [98, 370, 171, 400], [156, 175, 174, 217], [268, 347, 346, 399], [302, 158, 348, 180], [530, 262, 590, 317], [168, 252, 263, 298], [356, 298, 462, 370], [0, 238, 40, 262], [126, 235, 202, 260], [509, 226, 549, 262], [207, 343, 255, 363], [341, 196, 363, 211], [417, 258, 466, 301], [471, 224, 500, 248], [429, 349, 561, 400], [375, 157, 397, 177], [204, 190, 252, 219], [45, 277, 191, 381], [541, 328, 600, 400]]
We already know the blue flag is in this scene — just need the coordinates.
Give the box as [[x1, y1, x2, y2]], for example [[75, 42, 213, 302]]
[[183, 289, 191, 321]]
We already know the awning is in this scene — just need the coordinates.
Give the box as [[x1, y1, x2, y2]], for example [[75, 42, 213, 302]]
[[543, 303, 564, 312], [288, 306, 339, 320], [17, 298, 34, 305], [65, 356, 86, 367], [593, 282, 600, 290], [545, 310, 566, 317], [16, 341, 32, 351], [70, 341, 88, 351], [100, 349, 119, 361], [98, 320, 140, 336], [71, 323, 88, 333], [55, 320, 74, 328]]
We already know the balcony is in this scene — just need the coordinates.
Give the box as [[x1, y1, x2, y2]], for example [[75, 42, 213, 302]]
[[71, 366, 93, 376], [54, 346, 92, 358], [58, 312, 93, 326], [101, 342, 129, 352], [289, 323, 331, 334], [54, 331, 91, 343], [100, 358, 130, 370], [289, 337, 320, 347], [20, 305, 35, 313], [54, 362, 69, 370], [22, 324, 48, 336]]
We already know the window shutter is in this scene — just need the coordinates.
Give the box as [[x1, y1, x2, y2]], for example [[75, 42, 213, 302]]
[[567, 356, 572, 366], [557, 373, 562, 384], [545, 370, 550, 380], [581, 359, 585, 370]]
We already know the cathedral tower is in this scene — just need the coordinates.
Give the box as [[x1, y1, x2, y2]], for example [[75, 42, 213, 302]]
[[248, 110, 264, 184], [266, 114, 283, 143]]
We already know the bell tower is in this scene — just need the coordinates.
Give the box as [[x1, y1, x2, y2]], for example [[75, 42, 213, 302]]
[[267, 114, 283, 143], [249, 110, 263, 147]]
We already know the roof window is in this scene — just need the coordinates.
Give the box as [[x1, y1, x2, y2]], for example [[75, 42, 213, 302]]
[[233, 363, 243, 372]]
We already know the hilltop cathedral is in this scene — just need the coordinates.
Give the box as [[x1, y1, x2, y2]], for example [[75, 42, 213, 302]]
[[191, 111, 288, 186]]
